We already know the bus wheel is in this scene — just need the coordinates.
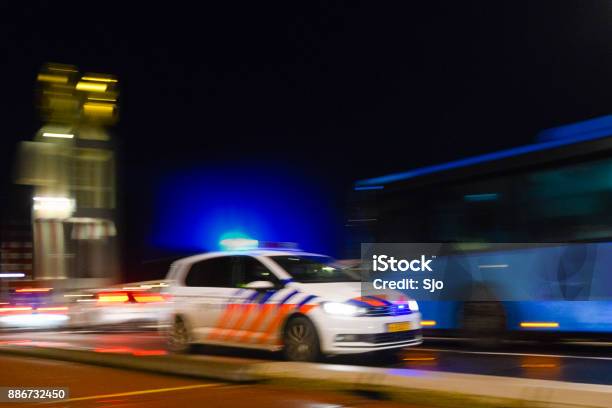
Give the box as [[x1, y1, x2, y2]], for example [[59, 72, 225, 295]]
[[461, 301, 506, 348], [168, 316, 192, 353], [283, 316, 321, 362]]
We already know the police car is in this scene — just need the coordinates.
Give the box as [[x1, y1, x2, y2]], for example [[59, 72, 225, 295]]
[[163, 242, 422, 361]]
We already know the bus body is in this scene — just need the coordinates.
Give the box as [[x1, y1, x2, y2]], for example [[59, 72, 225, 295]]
[[349, 115, 612, 336]]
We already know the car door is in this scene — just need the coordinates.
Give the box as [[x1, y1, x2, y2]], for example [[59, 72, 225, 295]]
[[179, 256, 238, 341], [228, 255, 283, 343]]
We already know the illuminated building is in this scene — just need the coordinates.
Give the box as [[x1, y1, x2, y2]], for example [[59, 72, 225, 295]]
[[16, 63, 119, 289]]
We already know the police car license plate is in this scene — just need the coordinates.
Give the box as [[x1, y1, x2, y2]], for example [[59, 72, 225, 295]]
[[387, 322, 412, 332]]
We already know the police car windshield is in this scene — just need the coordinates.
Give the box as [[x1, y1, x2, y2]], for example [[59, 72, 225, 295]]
[[271, 256, 360, 283]]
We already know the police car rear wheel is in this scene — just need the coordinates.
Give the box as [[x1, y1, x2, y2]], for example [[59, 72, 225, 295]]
[[168, 317, 191, 353], [283, 316, 320, 362]]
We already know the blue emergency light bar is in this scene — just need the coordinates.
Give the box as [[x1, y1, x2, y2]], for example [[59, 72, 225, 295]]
[[258, 241, 299, 250], [219, 238, 299, 251], [219, 238, 259, 251]]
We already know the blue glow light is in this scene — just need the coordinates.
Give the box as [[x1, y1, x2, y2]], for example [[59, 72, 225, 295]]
[[152, 162, 341, 255], [536, 115, 612, 142], [354, 185, 384, 191], [356, 115, 612, 188]]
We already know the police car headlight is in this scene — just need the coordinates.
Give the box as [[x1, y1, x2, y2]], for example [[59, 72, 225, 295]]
[[408, 300, 419, 312], [322, 302, 366, 316]]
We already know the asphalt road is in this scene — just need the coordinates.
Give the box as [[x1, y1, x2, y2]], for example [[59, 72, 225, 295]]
[[0, 354, 416, 407], [1, 330, 612, 386]]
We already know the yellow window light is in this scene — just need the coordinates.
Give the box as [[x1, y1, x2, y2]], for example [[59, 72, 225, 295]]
[[83, 102, 115, 116], [420, 320, 437, 326], [87, 96, 117, 102], [81, 76, 117, 83], [48, 65, 77, 73], [37, 74, 68, 84], [76, 81, 108, 93], [520, 322, 559, 328]]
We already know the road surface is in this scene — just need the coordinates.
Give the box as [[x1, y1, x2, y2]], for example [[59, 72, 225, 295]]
[[1, 330, 612, 385], [0, 354, 417, 407]]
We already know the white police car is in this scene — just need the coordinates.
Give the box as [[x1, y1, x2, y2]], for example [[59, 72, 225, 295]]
[[163, 243, 422, 361]]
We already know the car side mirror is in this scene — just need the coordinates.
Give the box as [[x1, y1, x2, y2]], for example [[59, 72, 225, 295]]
[[244, 280, 275, 291]]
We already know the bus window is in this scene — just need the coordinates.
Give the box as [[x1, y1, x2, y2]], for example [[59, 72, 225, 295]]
[[525, 158, 612, 242]]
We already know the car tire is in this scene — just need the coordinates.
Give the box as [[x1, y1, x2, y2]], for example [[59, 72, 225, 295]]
[[283, 316, 321, 362], [167, 316, 192, 353]]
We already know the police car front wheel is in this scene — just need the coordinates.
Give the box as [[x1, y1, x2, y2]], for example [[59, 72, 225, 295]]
[[283, 316, 321, 362]]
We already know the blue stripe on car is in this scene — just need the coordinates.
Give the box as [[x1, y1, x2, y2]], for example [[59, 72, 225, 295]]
[[258, 290, 277, 304], [245, 290, 260, 303], [297, 295, 317, 308], [277, 290, 299, 307]]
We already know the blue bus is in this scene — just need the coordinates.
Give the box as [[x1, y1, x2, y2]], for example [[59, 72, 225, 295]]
[[349, 115, 612, 339]]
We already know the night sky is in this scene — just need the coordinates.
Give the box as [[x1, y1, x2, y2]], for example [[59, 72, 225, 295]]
[[1, 1, 611, 279]]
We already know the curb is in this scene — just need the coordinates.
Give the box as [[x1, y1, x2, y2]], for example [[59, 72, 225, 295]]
[[251, 361, 612, 408], [1, 346, 611, 408], [0, 346, 258, 382]]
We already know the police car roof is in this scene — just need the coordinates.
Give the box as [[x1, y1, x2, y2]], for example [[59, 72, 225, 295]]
[[174, 250, 329, 265]]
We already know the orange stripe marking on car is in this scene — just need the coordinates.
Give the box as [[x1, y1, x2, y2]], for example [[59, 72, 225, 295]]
[[257, 303, 294, 344], [239, 303, 276, 342], [355, 296, 384, 307], [219, 303, 257, 341], [298, 304, 316, 313], [208, 303, 239, 340]]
